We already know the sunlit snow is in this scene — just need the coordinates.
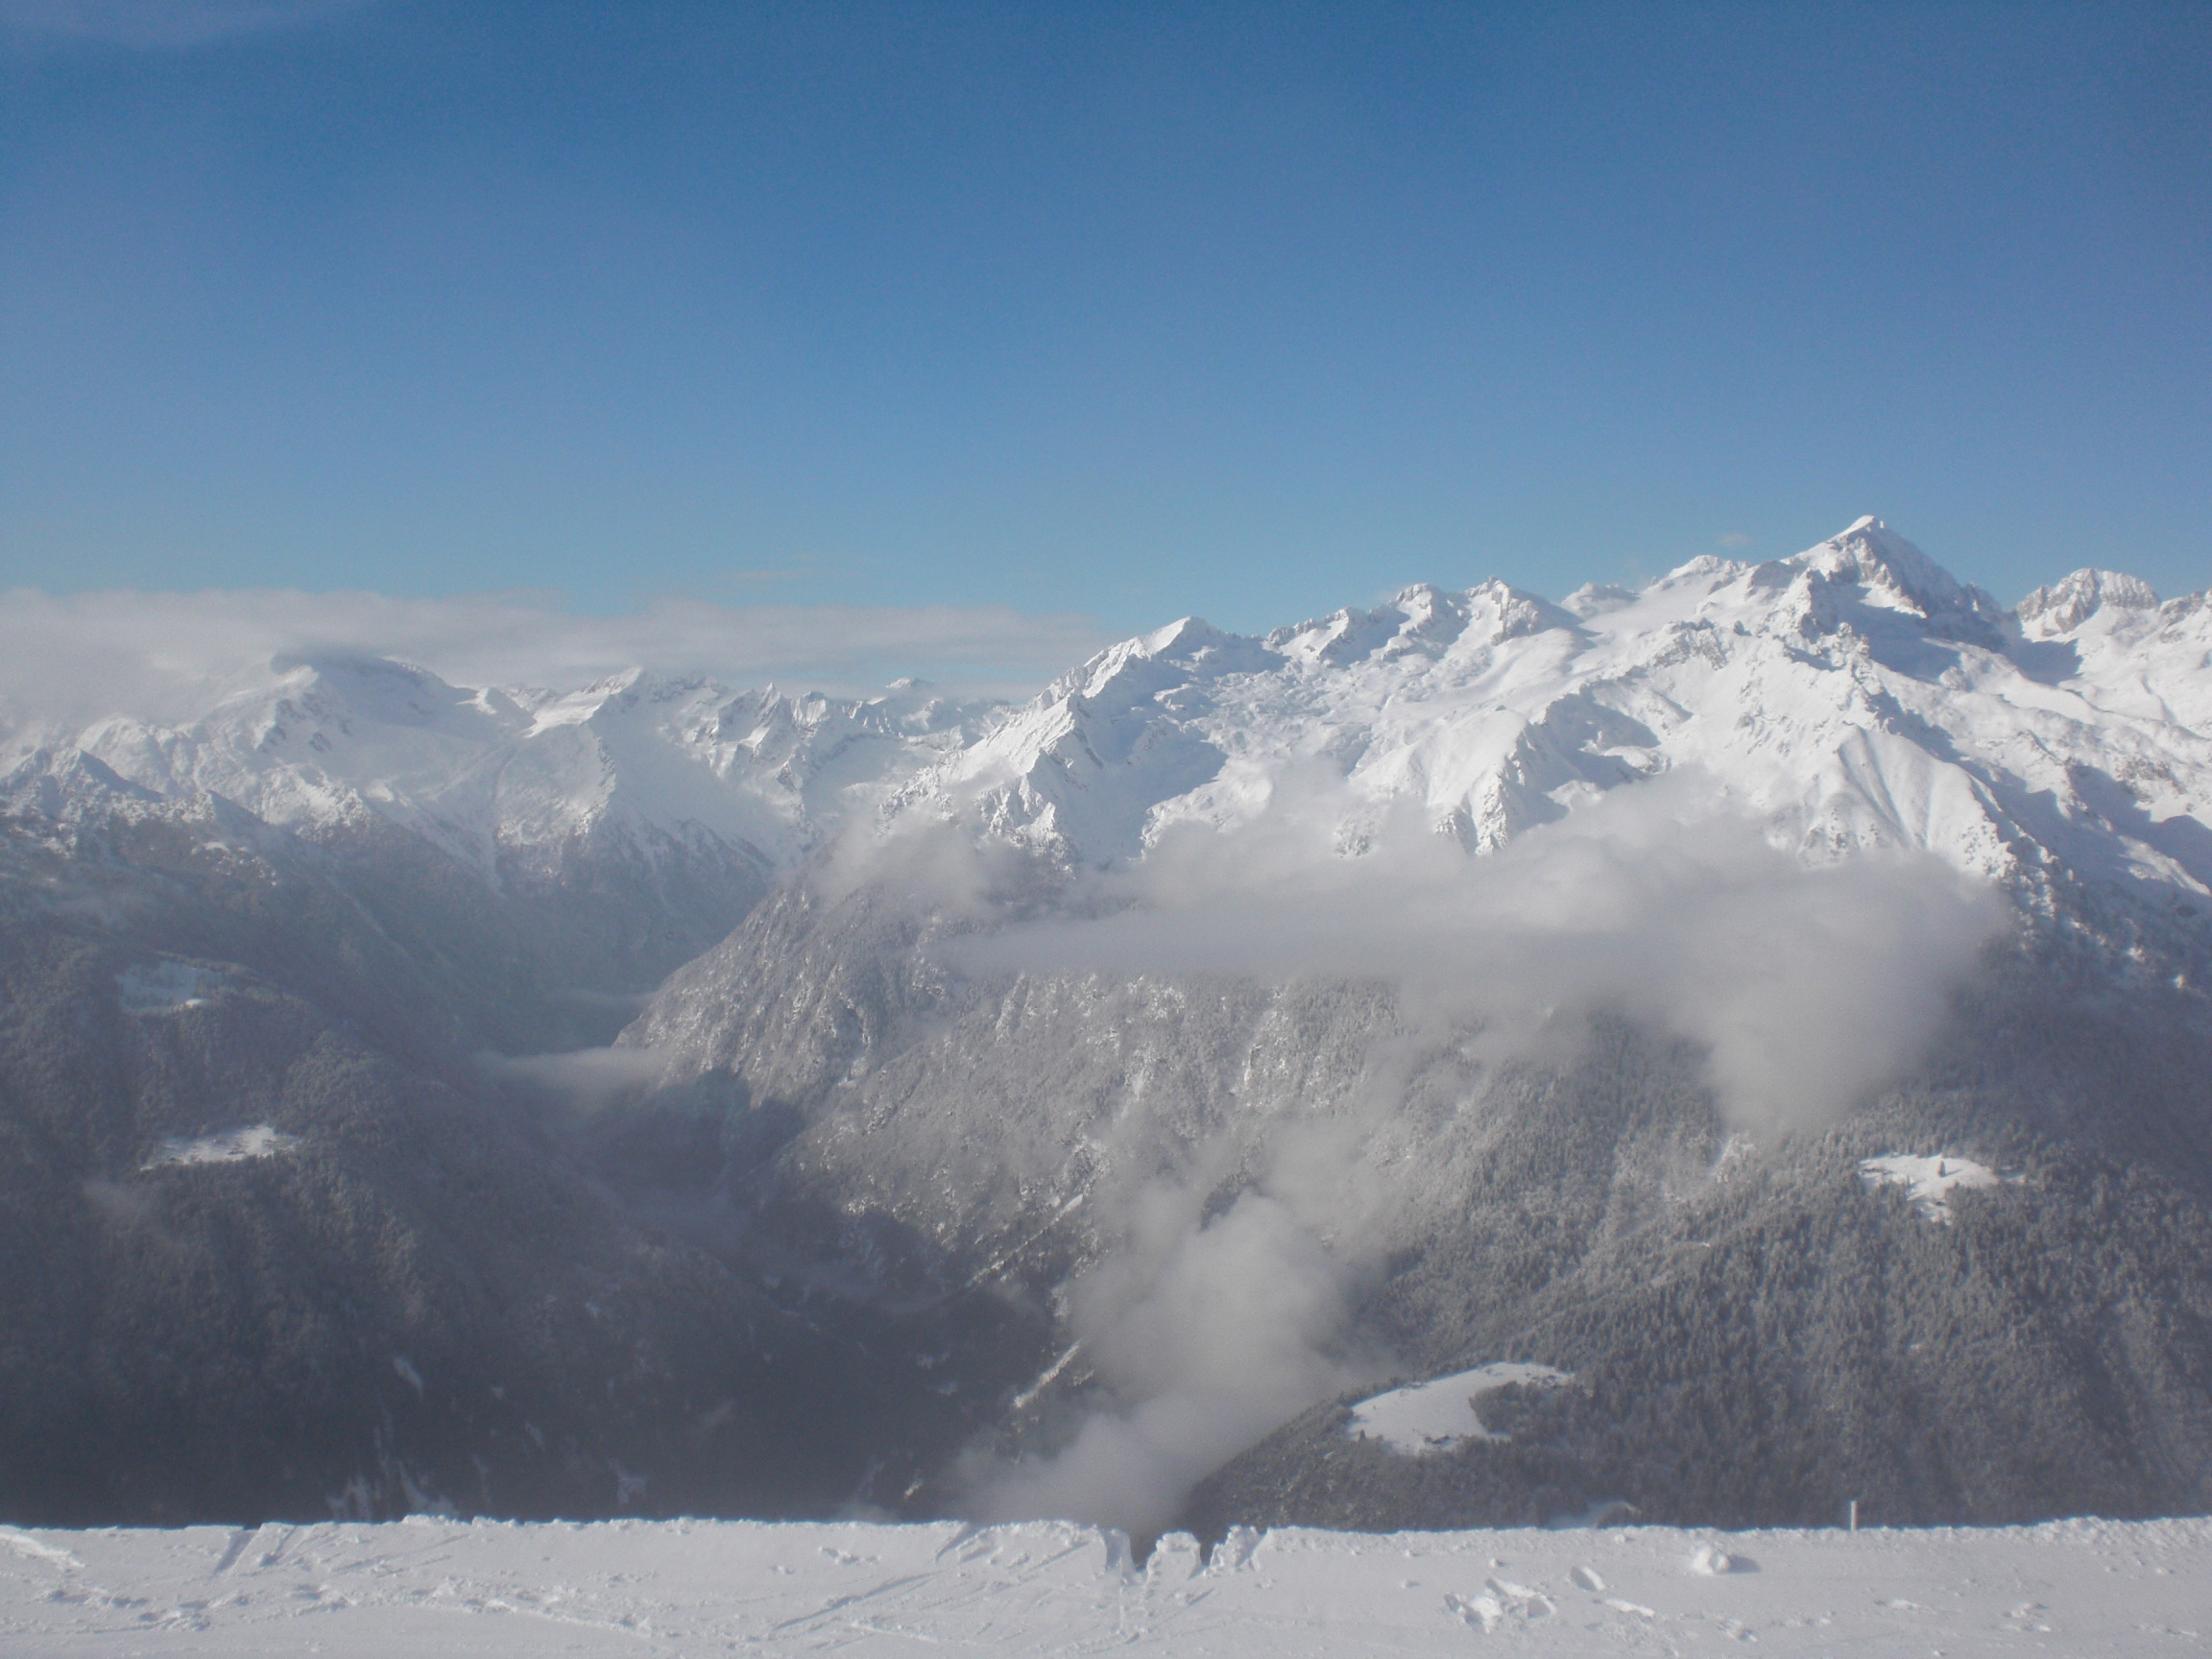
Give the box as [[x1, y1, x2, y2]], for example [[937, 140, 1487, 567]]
[[2, 1515, 2205, 1656], [116, 961, 224, 1014], [140, 1125, 301, 1170], [1346, 1362, 1574, 1455], [17, 517, 2212, 917], [1858, 1154, 2018, 1224]]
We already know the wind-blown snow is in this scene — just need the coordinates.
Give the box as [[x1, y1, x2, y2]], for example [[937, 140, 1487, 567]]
[[1, 1515, 2205, 1655], [1859, 1154, 2019, 1224], [1347, 1363, 1575, 1455]]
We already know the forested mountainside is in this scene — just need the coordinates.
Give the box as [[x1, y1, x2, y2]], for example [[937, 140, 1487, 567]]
[[5, 519, 2211, 1534]]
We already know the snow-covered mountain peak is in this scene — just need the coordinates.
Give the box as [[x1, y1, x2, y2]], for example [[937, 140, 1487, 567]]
[[0, 647, 1005, 891], [2017, 567, 2164, 638], [1267, 581, 1578, 670], [261, 651, 522, 736], [1047, 617, 1275, 705], [1774, 517, 2012, 645], [7, 517, 2207, 943], [874, 519, 2212, 935], [1560, 581, 1639, 619], [0, 744, 166, 823], [1659, 552, 1747, 588]]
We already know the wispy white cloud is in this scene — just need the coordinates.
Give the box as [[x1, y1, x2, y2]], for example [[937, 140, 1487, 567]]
[[953, 770, 2008, 1134], [969, 1187, 1357, 1536], [0, 586, 1110, 733], [476, 1046, 670, 1112], [0, 0, 368, 48]]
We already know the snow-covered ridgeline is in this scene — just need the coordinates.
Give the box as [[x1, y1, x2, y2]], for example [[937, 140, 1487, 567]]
[[894, 518, 2212, 915], [0, 662, 998, 883], [7, 518, 2212, 913], [3, 1514, 2205, 1656]]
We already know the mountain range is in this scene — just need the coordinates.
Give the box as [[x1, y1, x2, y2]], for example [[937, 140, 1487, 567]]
[[4, 517, 2208, 1537]]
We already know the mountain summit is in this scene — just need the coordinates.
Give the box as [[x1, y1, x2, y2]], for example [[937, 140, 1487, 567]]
[[854, 520, 2212, 925]]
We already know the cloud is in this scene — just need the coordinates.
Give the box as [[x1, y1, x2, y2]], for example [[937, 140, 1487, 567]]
[[0, 586, 1109, 736], [928, 768, 2008, 1534], [1719, 531, 1754, 549], [476, 1046, 670, 1112], [0, 0, 369, 47], [956, 771, 2008, 1133], [968, 1188, 1359, 1538]]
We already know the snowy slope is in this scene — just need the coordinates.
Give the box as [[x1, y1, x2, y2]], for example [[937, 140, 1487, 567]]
[[4, 660, 996, 883], [4, 1514, 2208, 1656], [628, 517, 2212, 1267], [889, 517, 2212, 919], [9, 519, 2212, 1542], [1347, 1364, 1575, 1455], [607, 518, 2212, 1544], [8, 517, 2208, 916]]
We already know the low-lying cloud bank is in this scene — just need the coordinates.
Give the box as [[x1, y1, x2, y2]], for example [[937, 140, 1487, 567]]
[[957, 773, 2009, 1134], [476, 1046, 670, 1112], [0, 586, 1107, 732]]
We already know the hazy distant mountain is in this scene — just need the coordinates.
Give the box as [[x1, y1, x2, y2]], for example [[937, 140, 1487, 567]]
[[5, 519, 2210, 1535], [0, 672, 1003, 1522]]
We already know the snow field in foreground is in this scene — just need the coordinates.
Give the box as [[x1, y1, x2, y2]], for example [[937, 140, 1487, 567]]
[[2, 1515, 2207, 1656]]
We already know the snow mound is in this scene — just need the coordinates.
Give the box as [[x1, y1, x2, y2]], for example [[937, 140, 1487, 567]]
[[1447, 1575, 1555, 1629], [1858, 1153, 2019, 1223], [141, 1125, 302, 1170], [1687, 1541, 1757, 1575], [1346, 1362, 1574, 1455], [118, 961, 225, 1014]]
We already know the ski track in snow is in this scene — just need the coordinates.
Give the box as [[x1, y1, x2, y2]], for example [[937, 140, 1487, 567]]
[[2, 1515, 2206, 1656]]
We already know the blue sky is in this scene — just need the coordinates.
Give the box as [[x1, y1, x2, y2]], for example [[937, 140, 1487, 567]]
[[2, 0, 2207, 654]]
